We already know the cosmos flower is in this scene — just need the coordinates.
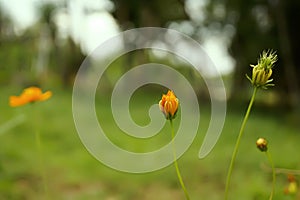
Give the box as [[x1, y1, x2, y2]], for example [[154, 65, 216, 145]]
[[9, 86, 52, 107]]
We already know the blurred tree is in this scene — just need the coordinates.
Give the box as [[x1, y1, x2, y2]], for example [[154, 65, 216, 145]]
[[34, 3, 57, 79], [0, 5, 36, 85], [203, 0, 300, 108], [110, 0, 188, 28], [109, 0, 300, 108], [0, 5, 13, 40], [108, 0, 193, 88], [38, 3, 57, 43], [36, 2, 85, 86], [60, 36, 86, 86]]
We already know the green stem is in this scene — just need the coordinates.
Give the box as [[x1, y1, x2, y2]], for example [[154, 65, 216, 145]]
[[273, 167, 300, 175], [35, 128, 48, 196], [32, 105, 49, 198], [170, 119, 190, 200], [266, 151, 276, 200], [224, 87, 258, 199]]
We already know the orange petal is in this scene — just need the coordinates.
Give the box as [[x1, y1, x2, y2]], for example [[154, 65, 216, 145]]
[[9, 96, 28, 107], [39, 91, 52, 101]]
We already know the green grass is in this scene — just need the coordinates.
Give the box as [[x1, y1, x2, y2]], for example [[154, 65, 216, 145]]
[[0, 86, 299, 199]]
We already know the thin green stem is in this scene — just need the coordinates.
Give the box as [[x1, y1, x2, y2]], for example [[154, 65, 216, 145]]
[[170, 119, 190, 200], [32, 105, 49, 198], [224, 87, 258, 199], [266, 151, 276, 200], [273, 167, 300, 175], [35, 128, 49, 196]]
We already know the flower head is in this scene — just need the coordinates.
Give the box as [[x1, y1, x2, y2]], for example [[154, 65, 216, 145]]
[[9, 86, 52, 107], [159, 90, 179, 120], [285, 182, 298, 195], [247, 50, 278, 89], [284, 174, 298, 195], [256, 137, 268, 152]]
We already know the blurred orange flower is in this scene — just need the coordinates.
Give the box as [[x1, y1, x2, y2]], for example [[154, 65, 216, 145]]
[[284, 174, 298, 195], [159, 90, 179, 120], [9, 86, 52, 107]]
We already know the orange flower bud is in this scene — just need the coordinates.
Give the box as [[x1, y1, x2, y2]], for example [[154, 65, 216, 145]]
[[159, 90, 179, 120], [9, 86, 52, 107]]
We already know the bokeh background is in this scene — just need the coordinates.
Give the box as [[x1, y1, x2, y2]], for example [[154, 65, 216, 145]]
[[0, 0, 300, 199]]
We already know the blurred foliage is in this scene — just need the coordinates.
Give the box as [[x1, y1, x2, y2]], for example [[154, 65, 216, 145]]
[[0, 2, 84, 88], [1, 0, 300, 109], [108, 0, 300, 109], [203, 0, 300, 108], [1, 86, 300, 199], [111, 0, 188, 28], [0, 1, 299, 199], [0, 33, 36, 85]]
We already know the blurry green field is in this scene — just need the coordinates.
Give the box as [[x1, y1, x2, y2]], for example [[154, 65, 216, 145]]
[[0, 86, 299, 200]]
